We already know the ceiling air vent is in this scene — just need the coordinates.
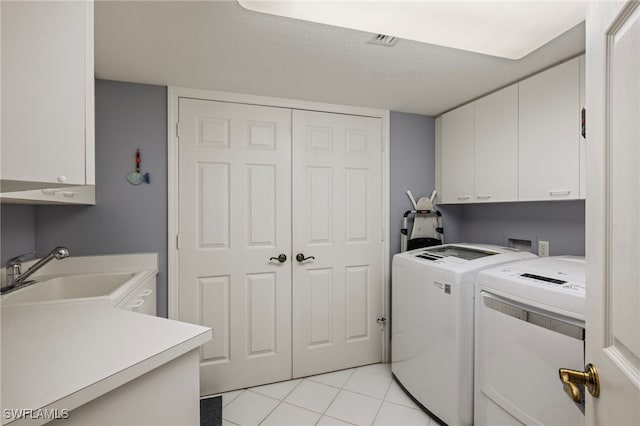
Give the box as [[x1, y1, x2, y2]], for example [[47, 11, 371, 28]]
[[367, 34, 397, 47]]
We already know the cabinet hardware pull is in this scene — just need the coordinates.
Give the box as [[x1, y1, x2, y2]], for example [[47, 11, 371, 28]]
[[138, 289, 153, 297], [126, 299, 145, 309], [457, 195, 471, 200], [477, 194, 492, 199], [61, 192, 76, 198], [549, 190, 571, 196]]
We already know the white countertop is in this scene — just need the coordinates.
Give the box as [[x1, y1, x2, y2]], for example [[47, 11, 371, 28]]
[[0, 254, 211, 426]]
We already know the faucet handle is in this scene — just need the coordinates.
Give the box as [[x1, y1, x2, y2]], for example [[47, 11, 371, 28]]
[[6, 251, 36, 267]]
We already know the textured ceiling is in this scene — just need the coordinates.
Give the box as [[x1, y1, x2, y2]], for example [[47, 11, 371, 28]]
[[95, 1, 585, 116]]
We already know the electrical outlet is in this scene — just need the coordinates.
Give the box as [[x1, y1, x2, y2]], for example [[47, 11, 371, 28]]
[[538, 241, 550, 257]]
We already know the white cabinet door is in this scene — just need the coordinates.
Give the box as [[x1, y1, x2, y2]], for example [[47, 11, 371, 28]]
[[1, 1, 94, 191], [518, 57, 580, 201], [292, 110, 383, 377], [441, 103, 475, 203], [579, 55, 586, 200], [475, 85, 518, 202], [177, 99, 292, 395]]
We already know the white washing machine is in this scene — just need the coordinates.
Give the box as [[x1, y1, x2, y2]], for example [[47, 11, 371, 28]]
[[474, 256, 586, 426], [391, 243, 536, 426]]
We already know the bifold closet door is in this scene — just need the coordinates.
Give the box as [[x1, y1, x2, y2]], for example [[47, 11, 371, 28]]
[[177, 99, 292, 395], [292, 110, 384, 378]]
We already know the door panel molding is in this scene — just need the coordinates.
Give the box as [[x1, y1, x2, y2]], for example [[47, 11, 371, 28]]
[[586, 1, 640, 423], [167, 87, 391, 372]]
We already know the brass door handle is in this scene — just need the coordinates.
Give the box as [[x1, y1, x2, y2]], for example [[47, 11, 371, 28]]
[[559, 363, 600, 404]]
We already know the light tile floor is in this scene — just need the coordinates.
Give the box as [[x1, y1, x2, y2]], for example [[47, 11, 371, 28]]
[[203, 363, 435, 426]]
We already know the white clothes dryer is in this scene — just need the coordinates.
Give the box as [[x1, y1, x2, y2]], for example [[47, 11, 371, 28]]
[[391, 243, 536, 426], [474, 256, 586, 426]]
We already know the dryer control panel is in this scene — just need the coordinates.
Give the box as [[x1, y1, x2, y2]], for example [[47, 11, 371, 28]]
[[476, 256, 586, 317]]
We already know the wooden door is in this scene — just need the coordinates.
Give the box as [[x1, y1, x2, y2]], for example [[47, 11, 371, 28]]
[[291, 110, 384, 377], [584, 1, 640, 424], [177, 99, 292, 395]]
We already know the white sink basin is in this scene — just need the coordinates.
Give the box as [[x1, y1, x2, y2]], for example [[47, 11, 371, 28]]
[[1, 272, 139, 306]]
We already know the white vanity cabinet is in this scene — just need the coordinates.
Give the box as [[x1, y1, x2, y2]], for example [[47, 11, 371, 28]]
[[441, 103, 475, 204], [47, 349, 201, 426], [117, 275, 157, 316], [1, 1, 95, 196], [518, 57, 581, 201]]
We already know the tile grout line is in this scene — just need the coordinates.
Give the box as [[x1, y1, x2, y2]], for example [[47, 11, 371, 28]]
[[370, 378, 393, 425], [253, 378, 303, 401], [257, 378, 333, 424], [314, 368, 357, 425], [225, 389, 281, 426], [220, 389, 246, 425], [257, 399, 285, 426], [257, 378, 308, 424], [226, 365, 392, 426]]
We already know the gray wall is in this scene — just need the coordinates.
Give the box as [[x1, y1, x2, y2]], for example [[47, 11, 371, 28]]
[[35, 80, 169, 316], [440, 200, 585, 256], [1, 205, 36, 264], [389, 112, 436, 258], [0, 84, 585, 319]]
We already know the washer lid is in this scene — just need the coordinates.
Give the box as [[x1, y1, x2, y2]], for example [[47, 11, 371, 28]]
[[423, 245, 498, 260], [411, 243, 519, 261]]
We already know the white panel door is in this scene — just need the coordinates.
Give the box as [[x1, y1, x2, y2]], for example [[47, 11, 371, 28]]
[[178, 99, 292, 395], [292, 110, 383, 378], [519, 57, 580, 201], [584, 2, 640, 424], [441, 103, 475, 203], [474, 84, 518, 202]]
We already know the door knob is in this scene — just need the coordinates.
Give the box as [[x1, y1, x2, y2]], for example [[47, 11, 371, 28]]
[[269, 254, 287, 263], [559, 363, 600, 404], [296, 253, 315, 262]]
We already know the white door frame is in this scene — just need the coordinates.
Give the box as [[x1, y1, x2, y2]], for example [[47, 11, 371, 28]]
[[167, 86, 391, 361]]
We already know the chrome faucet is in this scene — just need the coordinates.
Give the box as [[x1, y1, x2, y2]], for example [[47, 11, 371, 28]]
[[1, 246, 70, 295]]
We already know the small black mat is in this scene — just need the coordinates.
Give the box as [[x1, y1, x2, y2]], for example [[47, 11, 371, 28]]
[[200, 396, 222, 426]]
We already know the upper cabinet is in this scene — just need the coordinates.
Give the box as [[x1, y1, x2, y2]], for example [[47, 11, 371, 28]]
[[1, 1, 95, 197], [441, 103, 475, 203], [518, 57, 580, 201], [439, 84, 518, 204], [437, 55, 584, 204], [474, 84, 519, 202]]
